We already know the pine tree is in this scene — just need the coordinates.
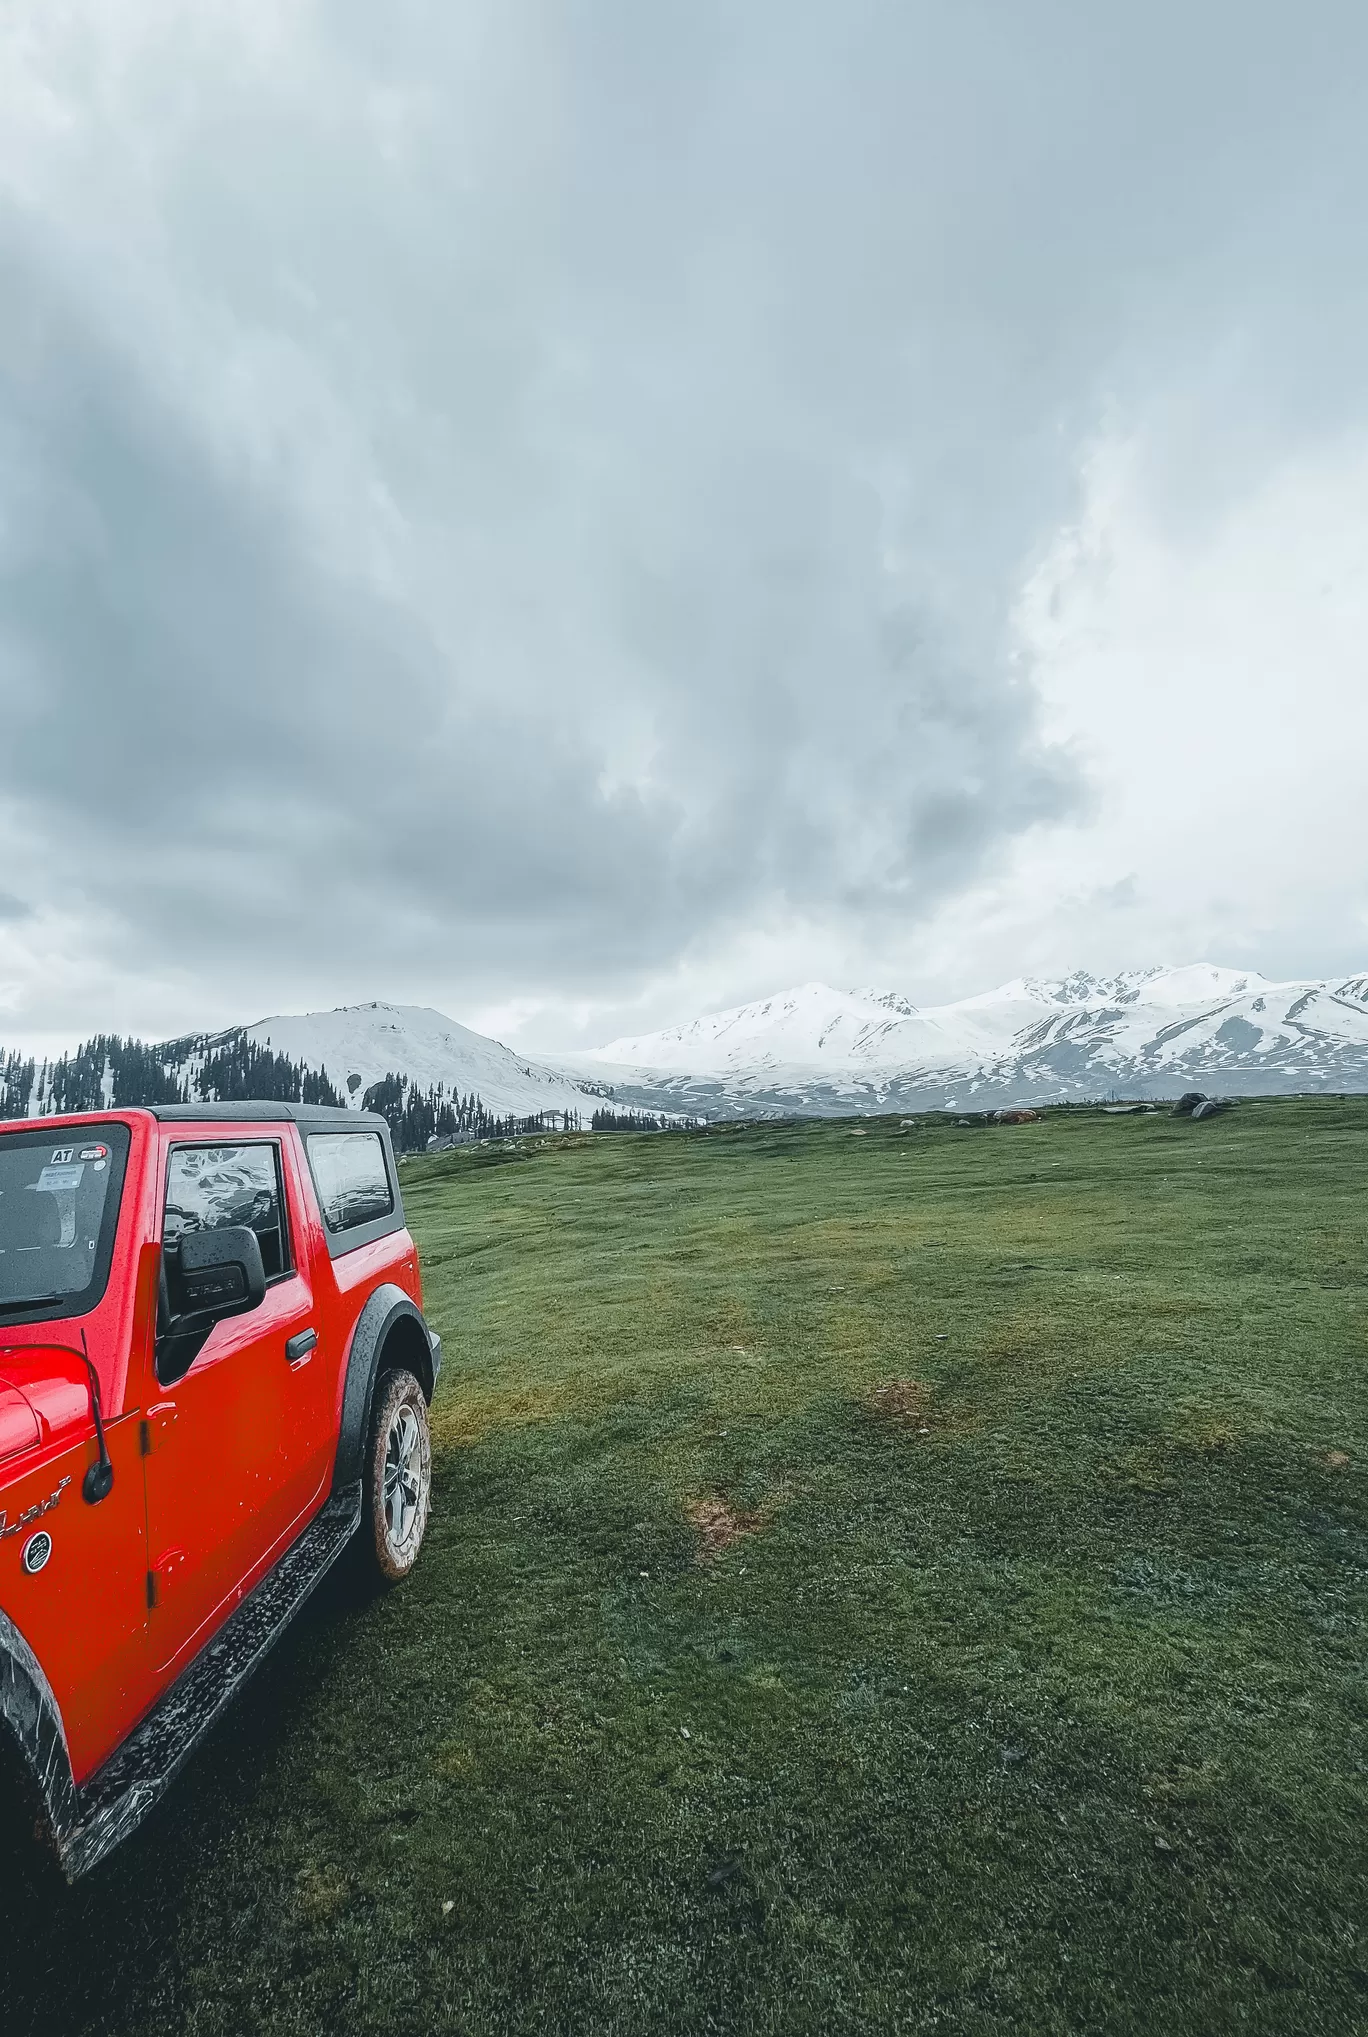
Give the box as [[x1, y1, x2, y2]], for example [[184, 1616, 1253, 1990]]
[[0, 1052, 35, 1118], [2, 1026, 343, 1116], [591, 1107, 666, 1132]]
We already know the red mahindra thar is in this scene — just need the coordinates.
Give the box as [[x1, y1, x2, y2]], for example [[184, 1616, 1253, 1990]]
[[0, 1102, 439, 1880]]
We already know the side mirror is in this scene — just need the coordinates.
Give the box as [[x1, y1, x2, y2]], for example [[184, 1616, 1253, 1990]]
[[156, 1228, 268, 1386], [174, 1226, 267, 1320]]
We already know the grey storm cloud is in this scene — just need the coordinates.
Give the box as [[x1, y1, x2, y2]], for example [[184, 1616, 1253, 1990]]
[[1, 1, 1366, 1028]]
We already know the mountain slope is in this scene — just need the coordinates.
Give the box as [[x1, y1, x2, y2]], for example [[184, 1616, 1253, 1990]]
[[563, 967, 1368, 1116], [245, 1003, 611, 1122], [2, 1002, 643, 1132]]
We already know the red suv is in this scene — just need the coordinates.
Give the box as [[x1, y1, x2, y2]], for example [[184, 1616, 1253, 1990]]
[[0, 1102, 439, 1880]]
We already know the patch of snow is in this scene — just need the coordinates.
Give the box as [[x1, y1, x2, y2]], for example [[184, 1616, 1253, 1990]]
[[245, 1003, 609, 1123]]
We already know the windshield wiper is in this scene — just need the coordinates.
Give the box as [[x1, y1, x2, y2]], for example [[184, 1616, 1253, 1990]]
[[0, 1292, 70, 1315]]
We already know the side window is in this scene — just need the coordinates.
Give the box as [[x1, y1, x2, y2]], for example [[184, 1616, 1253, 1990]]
[[305, 1133, 393, 1235], [164, 1144, 290, 1281]]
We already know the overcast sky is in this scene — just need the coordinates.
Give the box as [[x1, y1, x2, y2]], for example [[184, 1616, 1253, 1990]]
[[1, 3, 1366, 1057]]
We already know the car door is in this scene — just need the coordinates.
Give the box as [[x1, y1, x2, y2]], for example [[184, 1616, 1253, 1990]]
[[142, 1134, 325, 1677]]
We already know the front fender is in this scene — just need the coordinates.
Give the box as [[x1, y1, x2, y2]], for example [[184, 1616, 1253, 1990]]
[[331, 1284, 437, 1495]]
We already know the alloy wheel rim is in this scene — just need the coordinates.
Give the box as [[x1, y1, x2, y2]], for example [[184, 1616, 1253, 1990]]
[[383, 1404, 424, 1549]]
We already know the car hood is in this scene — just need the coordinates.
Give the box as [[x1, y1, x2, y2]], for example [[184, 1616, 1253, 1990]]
[[0, 1345, 91, 1464]]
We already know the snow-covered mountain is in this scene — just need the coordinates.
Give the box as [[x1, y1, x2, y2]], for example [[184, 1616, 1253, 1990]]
[[246, 1003, 612, 1122], [22, 972, 1353, 1131], [560, 967, 1368, 1117]]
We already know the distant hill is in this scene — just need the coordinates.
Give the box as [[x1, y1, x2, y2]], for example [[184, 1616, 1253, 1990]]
[[242, 1003, 611, 1124], [0, 1003, 623, 1149], [557, 966, 1368, 1117]]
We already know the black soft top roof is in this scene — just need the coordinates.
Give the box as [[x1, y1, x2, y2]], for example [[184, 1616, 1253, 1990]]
[[147, 1102, 385, 1130]]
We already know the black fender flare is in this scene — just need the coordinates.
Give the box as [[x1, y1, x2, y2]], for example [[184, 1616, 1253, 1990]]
[[332, 1283, 439, 1495], [0, 1606, 78, 1862]]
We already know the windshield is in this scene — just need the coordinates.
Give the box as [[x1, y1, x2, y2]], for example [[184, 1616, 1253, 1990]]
[[0, 1122, 130, 1321]]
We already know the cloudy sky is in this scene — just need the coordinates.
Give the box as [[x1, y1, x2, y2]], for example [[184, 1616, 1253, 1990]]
[[1, 2, 1365, 1057]]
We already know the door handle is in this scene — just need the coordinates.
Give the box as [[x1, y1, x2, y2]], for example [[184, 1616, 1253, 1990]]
[[285, 1328, 318, 1364], [140, 1401, 178, 1455], [147, 1546, 186, 1608]]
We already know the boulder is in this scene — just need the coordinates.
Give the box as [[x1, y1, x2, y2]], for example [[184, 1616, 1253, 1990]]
[[1172, 1091, 1207, 1117]]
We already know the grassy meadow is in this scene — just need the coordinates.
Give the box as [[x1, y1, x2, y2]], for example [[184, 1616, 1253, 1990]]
[[3, 1099, 1367, 2034]]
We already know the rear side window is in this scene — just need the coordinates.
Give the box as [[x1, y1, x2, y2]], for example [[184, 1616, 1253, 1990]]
[[164, 1143, 290, 1281], [306, 1132, 394, 1234]]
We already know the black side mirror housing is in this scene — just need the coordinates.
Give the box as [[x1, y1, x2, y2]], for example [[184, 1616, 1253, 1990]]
[[175, 1227, 267, 1319], [156, 1228, 268, 1386]]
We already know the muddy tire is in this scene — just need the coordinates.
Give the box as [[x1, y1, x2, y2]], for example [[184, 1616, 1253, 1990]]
[[359, 1369, 432, 1586]]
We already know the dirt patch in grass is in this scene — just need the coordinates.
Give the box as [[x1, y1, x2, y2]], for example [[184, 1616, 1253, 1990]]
[[687, 1495, 765, 1559], [866, 1378, 934, 1429]]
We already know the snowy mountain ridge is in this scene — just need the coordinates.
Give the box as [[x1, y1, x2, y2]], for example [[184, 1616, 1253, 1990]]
[[15, 969, 1354, 1131], [243, 1002, 611, 1123], [558, 965, 1368, 1117]]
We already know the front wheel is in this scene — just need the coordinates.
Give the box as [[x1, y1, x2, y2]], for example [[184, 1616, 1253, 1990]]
[[361, 1369, 432, 1585]]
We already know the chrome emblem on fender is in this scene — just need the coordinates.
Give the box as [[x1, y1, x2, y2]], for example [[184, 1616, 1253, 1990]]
[[0, 1474, 72, 1540], [21, 1530, 53, 1575]]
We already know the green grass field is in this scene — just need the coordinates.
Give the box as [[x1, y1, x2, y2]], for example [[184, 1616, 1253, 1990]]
[[4, 1100, 1367, 2034]]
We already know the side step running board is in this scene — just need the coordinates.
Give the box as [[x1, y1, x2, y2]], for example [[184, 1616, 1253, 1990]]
[[61, 1482, 362, 1881]]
